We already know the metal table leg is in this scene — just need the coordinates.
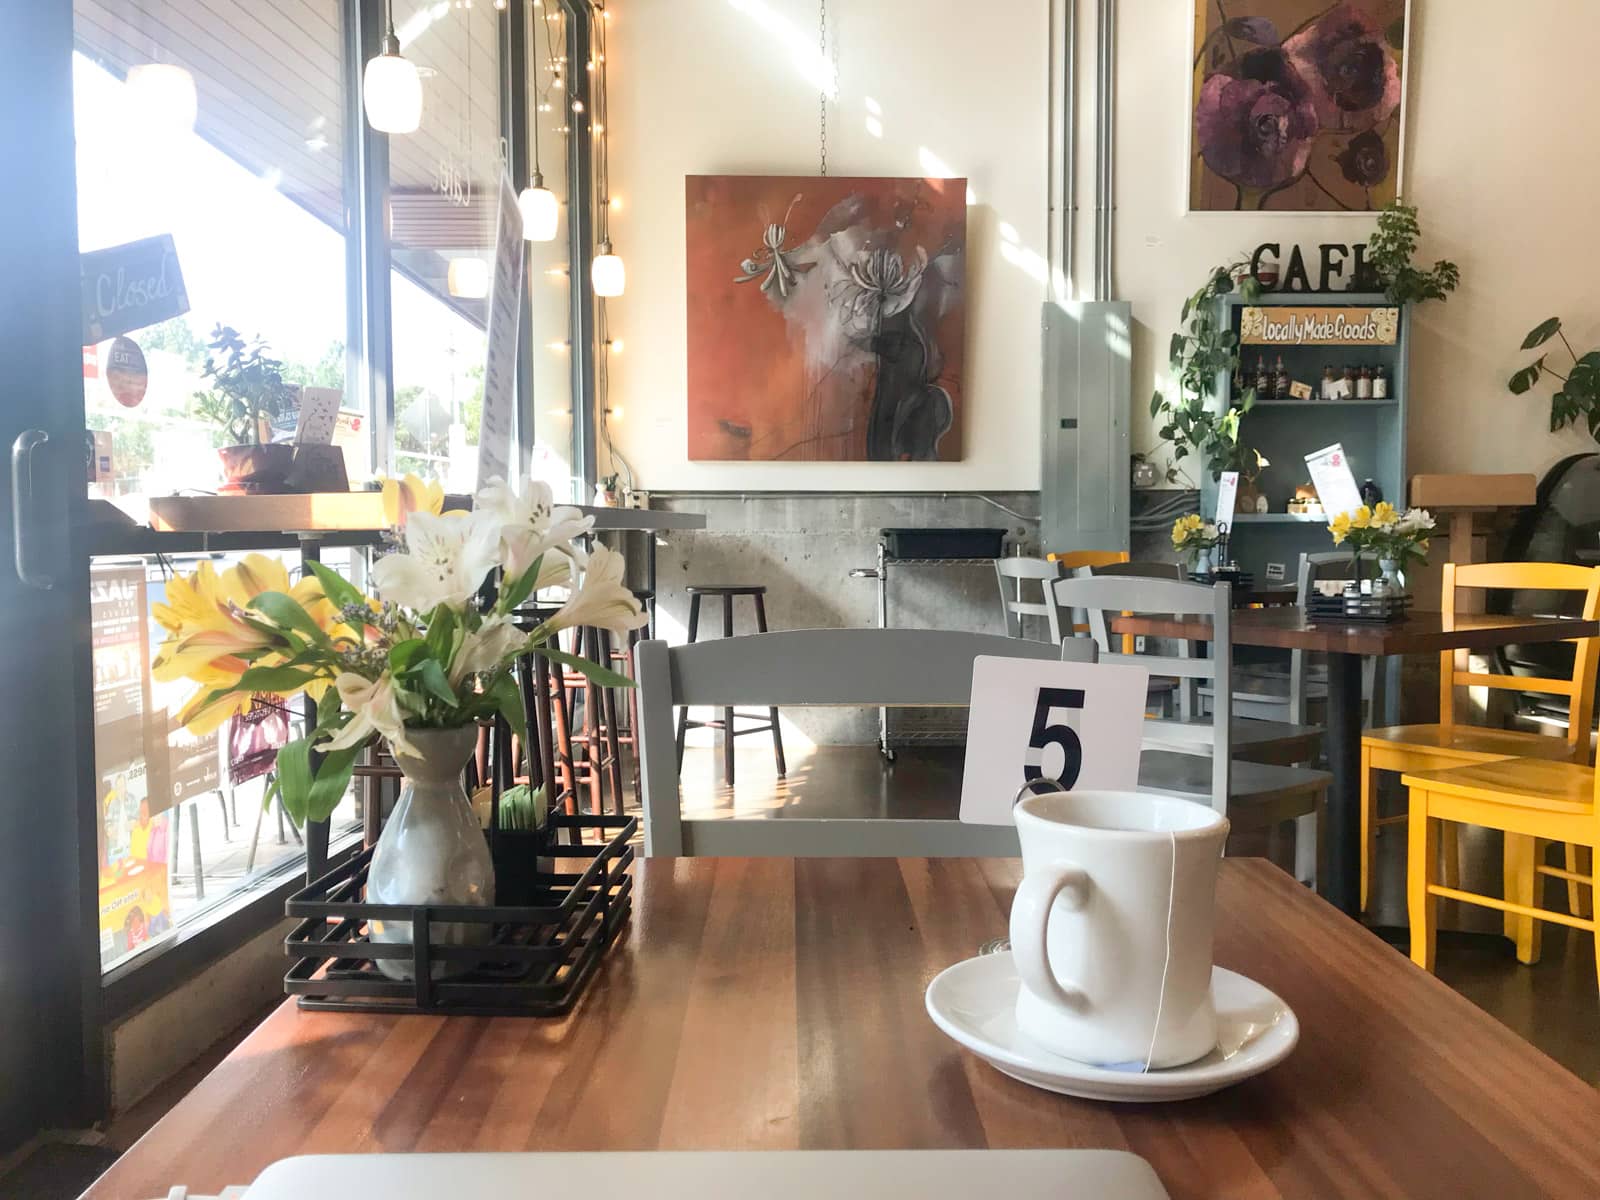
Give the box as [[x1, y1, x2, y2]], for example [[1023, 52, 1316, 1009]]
[[1323, 650, 1364, 916]]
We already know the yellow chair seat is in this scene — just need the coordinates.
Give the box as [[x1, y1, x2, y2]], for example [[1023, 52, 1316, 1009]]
[[1402, 758, 1595, 819], [1366, 723, 1584, 767]]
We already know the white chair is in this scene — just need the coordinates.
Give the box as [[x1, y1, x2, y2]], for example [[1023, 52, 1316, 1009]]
[[1053, 575, 1330, 880], [1067, 567, 1324, 766], [637, 628, 1095, 857], [994, 556, 1065, 642]]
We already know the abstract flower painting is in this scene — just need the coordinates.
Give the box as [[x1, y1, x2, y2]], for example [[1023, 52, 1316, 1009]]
[[685, 176, 966, 462], [1189, 1, 1407, 212]]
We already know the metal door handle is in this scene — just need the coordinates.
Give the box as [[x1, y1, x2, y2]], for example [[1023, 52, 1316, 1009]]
[[11, 430, 53, 589]]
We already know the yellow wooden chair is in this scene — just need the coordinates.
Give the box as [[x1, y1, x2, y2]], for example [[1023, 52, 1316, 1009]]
[[1361, 562, 1600, 915], [1405, 757, 1600, 985]]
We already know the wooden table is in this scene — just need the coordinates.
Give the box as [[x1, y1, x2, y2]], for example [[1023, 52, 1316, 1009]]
[[81, 858, 1600, 1200], [1112, 608, 1600, 915]]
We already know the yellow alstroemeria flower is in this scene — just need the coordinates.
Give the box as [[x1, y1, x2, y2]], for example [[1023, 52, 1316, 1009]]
[[1328, 512, 1352, 545], [1371, 501, 1399, 528], [1349, 505, 1373, 530], [381, 474, 446, 529]]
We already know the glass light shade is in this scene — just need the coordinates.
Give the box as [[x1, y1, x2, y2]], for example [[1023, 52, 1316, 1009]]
[[363, 52, 423, 134], [518, 185, 560, 242], [592, 248, 626, 297], [447, 257, 490, 299], [126, 63, 198, 131]]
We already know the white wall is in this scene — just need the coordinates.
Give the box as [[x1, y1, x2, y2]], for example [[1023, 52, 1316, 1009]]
[[603, 0, 1052, 490], [1117, 0, 1600, 485], [605, 0, 1600, 493]]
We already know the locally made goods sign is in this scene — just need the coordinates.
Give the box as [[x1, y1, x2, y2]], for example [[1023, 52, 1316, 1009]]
[[1240, 305, 1399, 347]]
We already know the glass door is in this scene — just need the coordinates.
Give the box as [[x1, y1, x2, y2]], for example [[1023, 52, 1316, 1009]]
[[0, 3, 100, 1151]]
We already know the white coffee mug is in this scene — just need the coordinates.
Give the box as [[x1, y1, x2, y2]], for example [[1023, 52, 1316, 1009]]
[[1010, 789, 1229, 1070]]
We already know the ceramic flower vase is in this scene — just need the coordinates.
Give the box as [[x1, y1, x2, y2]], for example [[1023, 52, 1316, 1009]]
[[367, 725, 494, 981], [1379, 557, 1403, 591]]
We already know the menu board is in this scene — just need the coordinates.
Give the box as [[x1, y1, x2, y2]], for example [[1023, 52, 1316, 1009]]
[[477, 170, 525, 488]]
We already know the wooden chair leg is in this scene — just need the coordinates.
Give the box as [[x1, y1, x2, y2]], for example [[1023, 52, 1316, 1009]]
[[1507, 834, 1543, 965], [1407, 791, 1437, 973], [1565, 843, 1593, 919], [1440, 822, 1461, 892], [1360, 746, 1378, 913]]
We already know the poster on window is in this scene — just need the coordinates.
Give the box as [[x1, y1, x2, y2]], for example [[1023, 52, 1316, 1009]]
[[92, 563, 174, 970]]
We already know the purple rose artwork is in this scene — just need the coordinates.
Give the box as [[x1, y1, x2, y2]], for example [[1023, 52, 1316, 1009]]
[[1190, 1, 1407, 212]]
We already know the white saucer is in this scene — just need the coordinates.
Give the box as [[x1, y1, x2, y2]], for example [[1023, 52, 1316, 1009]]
[[925, 951, 1298, 1102]]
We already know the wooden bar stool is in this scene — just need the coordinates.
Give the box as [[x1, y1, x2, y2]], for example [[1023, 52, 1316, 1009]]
[[674, 585, 786, 785]]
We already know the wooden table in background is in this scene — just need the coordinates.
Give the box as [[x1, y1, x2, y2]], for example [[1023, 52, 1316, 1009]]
[[81, 858, 1600, 1200], [1112, 608, 1600, 916]]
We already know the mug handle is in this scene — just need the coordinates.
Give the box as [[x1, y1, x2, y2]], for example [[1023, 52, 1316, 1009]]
[[1010, 861, 1091, 1013]]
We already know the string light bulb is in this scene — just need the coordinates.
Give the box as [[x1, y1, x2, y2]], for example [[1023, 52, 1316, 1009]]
[[606, 338, 624, 355], [363, 3, 422, 134], [592, 239, 625, 297]]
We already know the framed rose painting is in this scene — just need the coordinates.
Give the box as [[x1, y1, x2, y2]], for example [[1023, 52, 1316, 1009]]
[[1188, 1, 1409, 212]]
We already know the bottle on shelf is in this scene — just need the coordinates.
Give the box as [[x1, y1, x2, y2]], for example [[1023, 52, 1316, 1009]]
[[1356, 365, 1373, 399], [1373, 364, 1389, 399], [1255, 354, 1272, 398], [1340, 365, 1356, 399], [1321, 364, 1337, 401], [1274, 355, 1290, 400]]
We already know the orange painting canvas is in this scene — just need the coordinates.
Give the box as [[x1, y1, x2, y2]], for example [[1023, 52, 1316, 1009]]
[[685, 175, 966, 462]]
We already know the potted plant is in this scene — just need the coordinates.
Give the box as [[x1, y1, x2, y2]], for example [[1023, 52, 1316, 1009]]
[[1327, 501, 1435, 588], [1150, 262, 1263, 482], [150, 474, 643, 980], [1508, 316, 1600, 438], [193, 325, 299, 493], [594, 473, 622, 507], [1362, 200, 1460, 304]]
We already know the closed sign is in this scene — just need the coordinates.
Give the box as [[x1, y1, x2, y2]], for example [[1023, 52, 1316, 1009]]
[[81, 234, 190, 343], [959, 656, 1149, 826]]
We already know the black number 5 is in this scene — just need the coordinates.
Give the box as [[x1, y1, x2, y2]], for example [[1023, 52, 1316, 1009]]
[[1023, 686, 1084, 788]]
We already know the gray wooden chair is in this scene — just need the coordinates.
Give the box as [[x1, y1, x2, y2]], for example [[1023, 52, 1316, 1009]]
[[1067, 560, 1185, 717], [1052, 575, 1329, 880], [1068, 566, 1324, 766], [637, 628, 1095, 857], [993, 556, 1065, 642]]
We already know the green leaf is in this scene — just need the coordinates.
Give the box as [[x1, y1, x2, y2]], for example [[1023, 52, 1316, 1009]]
[[1240, 277, 1262, 302], [407, 657, 459, 707], [485, 671, 528, 743], [1150, 392, 1164, 418], [1168, 333, 1185, 365], [236, 664, 322, 693], [422, 604, 457, 664], [250, 591, 331, 646], [498, 555, 546, 615], [389, 638, 425, 672], [537, 645, 636, 689], [273, 736, 314, 826], [305, 559, 367, 613], [1508, 362, 1542, 395], [304, 743, 363, 825], [1522, 318, 1562, 350]]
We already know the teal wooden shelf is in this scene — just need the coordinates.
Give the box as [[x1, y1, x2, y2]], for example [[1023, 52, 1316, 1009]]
[[1248, 397, 1400, 408], [1228, 512, 1329, 523]]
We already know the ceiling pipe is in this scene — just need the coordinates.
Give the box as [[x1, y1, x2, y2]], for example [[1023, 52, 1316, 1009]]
[[1094, 0, 1116, 301]]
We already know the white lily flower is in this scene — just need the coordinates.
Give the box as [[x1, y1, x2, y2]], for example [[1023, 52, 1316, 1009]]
[[371, 509, 502, 611], [320, 672, 416, 757], [475, 476, 593, 578], [450, 615, 528, 686], [548, 544, 647, 639], [1397, 507, 1436, 535]]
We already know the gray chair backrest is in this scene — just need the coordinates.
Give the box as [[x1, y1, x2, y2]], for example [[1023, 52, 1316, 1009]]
[[994, 556, 1065, 641], [1051, 576, 1233, 813], [636, 628, 1096, 856]]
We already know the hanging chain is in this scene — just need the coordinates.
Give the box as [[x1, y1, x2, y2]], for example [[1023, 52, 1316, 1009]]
[[818, 0, 827, 175]]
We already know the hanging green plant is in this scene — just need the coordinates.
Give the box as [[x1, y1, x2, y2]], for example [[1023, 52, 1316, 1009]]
[[1364, 200, 1459, 305], [1150, 263, 1261, 482], [1509, 317, 1600, 438]]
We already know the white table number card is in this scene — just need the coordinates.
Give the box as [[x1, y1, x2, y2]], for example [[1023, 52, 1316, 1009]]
[[1303, 442, 1364, 521], [1215, 470, 1239, 529], [959, 657, 1150, 826]]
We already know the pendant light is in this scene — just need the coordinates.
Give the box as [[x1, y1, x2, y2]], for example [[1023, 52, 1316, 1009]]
[[364, 0, 423, 134], [591, 239, 625, 297], [126, 63, 198, 131], [447, 257, 490, 299], [518, 84, 559, 240]]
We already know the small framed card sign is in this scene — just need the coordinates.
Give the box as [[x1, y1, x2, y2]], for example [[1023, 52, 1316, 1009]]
[[959, 656, 1150, 826]]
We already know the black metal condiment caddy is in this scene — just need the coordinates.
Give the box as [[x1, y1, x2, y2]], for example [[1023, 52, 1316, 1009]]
[[284, 813, 635, 1017]]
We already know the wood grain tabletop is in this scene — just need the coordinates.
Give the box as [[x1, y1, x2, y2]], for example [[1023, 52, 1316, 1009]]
[[81, 858, 1600, 1200], [1112, 607, 1600, 657]]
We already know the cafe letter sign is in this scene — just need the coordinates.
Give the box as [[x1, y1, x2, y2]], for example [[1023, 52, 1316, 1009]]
[[959, 656, 1149, 826], [81, 234, 190, 344], [1240, 305, 1399, 347]]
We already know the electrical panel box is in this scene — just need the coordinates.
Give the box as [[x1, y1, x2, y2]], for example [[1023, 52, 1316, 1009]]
[[1041, 300, 1131, 554]]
